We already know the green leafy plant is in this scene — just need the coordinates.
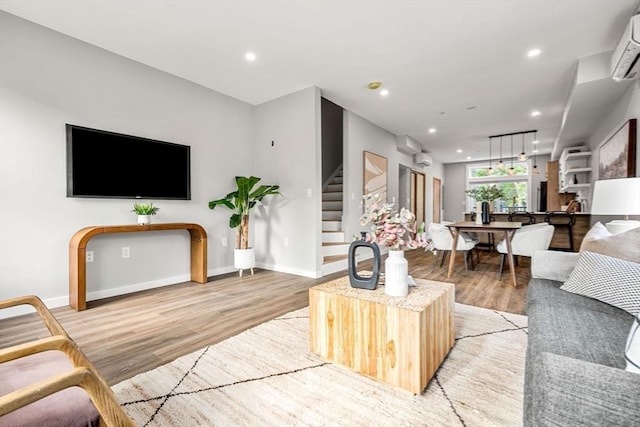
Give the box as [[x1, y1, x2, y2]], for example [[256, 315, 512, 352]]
[[465, 185, 504, 202], [208, 176, 282, 249], [131, 202, 159, 215]]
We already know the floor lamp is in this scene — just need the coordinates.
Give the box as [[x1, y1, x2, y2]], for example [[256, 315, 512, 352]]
[[590, 177, 640, 234]]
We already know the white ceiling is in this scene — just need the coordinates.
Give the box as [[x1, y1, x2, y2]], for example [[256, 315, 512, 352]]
[[1, 0, 638, 164]]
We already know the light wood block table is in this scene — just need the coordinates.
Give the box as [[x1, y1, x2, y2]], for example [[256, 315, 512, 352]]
[[309, 276, 455, 394]]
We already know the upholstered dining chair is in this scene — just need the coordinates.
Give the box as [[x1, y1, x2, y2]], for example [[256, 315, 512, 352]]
[[428, 222, 479, 273], [496, 223, 554, 279]]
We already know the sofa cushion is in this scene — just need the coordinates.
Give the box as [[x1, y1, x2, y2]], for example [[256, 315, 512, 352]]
[[527, 278, 632, 368], [627, 313, 640, 374], [579, 222, 640, 263], [560, 251, 640, 316]]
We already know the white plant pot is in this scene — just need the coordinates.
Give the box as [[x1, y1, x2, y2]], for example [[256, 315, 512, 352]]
[[234, 248, 255, 270], [137, 215, 151, 225], [385, 249, 408, 297]]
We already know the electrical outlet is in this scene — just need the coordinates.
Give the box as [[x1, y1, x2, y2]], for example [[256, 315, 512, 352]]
[[86, 251, 94, 263], [306, 188, 312, 198], [284, 237, 289, 246], [222, 237, 228, 247], [122, 247, 130, 258]]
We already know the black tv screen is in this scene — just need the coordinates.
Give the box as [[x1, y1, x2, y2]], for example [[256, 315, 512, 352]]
[[66, 124, 191, 200]]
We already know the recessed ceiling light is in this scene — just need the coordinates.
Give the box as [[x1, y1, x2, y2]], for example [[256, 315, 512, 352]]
[[466, 156, 471, 160], [527, 49, 542, 58], [531, 110, 541, 117], [533, 149, 539, 153], [380, 89, 389, 96], [533, 139, 539, 144], [368, 81, 382, 90], [245, 52, 256, 61], [456, 149, 463, 153], [428, 127, 437, 133]]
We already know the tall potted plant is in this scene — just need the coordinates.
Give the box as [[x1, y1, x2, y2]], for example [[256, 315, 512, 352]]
[[208, 176, 282, 276]]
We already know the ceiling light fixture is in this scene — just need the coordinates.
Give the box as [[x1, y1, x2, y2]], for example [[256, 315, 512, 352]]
[[527, 48, 542, 58], [245, 52, 256, 61], [531, 110, 541, 117], [380, 89, 389, 96], [518, 132, 527, 161], [368, 81, 382, 90], [508, 135, 515, 176], [487, 137, 494, 175], [532, 131, 540, 175], [488, 130, 537, 174], [456, 149, 463, 153], [428, 127, 437, 133]]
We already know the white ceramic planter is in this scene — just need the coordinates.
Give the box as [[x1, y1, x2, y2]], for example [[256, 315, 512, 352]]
[[385, 249, 408, 297], [137, 215, 151, 225], [234, 248, 255, 276]]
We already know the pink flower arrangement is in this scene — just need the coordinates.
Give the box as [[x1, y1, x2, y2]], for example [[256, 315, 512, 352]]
[[359, 193, 433, 251]]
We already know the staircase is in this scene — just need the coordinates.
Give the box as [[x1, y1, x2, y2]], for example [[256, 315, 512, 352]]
[[321, 166, 351, 275]]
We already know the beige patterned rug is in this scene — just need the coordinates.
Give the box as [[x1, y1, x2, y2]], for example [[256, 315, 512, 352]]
[[113, 303, 528, 426]]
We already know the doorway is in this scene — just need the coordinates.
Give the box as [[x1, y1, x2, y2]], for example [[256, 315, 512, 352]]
[[410, 170, 425, 225], [433, 177, 442, 223]]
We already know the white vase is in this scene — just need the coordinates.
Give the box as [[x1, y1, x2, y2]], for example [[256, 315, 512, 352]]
[[475, 202, 483, 224], [137, 215, 151, 225], [385, 249, 408, 297]]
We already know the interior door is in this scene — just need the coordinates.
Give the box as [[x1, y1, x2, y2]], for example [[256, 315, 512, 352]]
[[433, 177, 442, 223], [410, 170, 425, 225]]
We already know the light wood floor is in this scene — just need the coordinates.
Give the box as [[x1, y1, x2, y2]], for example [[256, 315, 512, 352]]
[[0, 248, 528, 385]]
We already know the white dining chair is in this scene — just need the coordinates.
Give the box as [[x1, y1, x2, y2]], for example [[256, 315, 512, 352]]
[[428, 222, 479, 273], [496, 223, 554, 279]]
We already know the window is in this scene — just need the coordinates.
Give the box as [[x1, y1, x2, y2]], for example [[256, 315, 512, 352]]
[[466, 161, 532, 213]]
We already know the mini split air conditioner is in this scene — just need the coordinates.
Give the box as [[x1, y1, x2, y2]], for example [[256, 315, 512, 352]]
[[414, 152, 432, 166], [611, 14, 640, 81]]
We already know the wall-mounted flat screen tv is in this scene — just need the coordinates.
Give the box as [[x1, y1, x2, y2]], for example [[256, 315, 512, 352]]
[[66, 124, 191, 200]]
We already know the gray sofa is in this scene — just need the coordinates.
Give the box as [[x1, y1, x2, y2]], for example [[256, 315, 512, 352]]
[[524, 250, 640, 426]]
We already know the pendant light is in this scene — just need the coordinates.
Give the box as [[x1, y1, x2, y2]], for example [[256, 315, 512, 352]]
[[487, 137, 494, 175], [508, 135, 515, 176], [532, 131, 540, 175], [497, 136, 504, 169], [518, 132, 527, 161]]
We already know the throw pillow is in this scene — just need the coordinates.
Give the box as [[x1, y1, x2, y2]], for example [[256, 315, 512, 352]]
[[579, 221, 611, 251], [626, 313, 640, 374], [560, 251, 640, 316], [579, 223, 640, 264]]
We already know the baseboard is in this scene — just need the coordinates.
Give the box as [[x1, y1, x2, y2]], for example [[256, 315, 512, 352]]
[[255, 262, 319, 278]]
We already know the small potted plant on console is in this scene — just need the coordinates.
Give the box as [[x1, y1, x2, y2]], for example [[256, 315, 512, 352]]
[[132, 201, 159, 225]]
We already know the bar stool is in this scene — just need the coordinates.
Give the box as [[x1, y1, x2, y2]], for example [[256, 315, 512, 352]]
[[508, 211, 536, 226], [544, 211, 576, 251]]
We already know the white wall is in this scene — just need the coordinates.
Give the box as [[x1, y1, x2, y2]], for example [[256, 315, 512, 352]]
[[0, 12, 254, 313], [252, 87, 322, 277], [587, 80, 640, 181], [342, 111, 428, 240]]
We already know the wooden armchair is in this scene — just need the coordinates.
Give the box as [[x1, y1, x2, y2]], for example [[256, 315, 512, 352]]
[[0, 295, 135, 427]]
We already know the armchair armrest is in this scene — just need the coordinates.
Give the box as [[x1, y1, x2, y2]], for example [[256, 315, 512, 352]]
[[531, 250, 579, 282], [0, 297, 136, 426], [528, 352, 640, 427]]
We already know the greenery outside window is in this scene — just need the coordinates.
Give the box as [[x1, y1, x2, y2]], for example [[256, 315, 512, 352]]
[[466, 161, 531, 213]]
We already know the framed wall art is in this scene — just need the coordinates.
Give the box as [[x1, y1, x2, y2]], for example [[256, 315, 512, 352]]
[[363, 151, 387, 201], [598, 118, 636, 180]]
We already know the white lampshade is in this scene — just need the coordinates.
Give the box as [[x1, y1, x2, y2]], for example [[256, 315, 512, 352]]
[[591, 177, 640, 218]]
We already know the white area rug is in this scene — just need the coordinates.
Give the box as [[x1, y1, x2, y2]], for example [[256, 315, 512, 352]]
[[113, 303, 528, 426]]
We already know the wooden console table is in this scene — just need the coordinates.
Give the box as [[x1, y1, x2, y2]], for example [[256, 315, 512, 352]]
[[69, 223, 207, 311]]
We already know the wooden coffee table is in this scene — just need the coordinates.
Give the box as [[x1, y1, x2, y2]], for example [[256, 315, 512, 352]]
[[308, 276, 455, 394]]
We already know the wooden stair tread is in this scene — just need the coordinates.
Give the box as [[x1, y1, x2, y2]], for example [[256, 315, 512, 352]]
[[323, 255, 348, 264]]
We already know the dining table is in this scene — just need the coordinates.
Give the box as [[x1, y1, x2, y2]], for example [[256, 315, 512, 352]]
[[445, 221, 522, 287]]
